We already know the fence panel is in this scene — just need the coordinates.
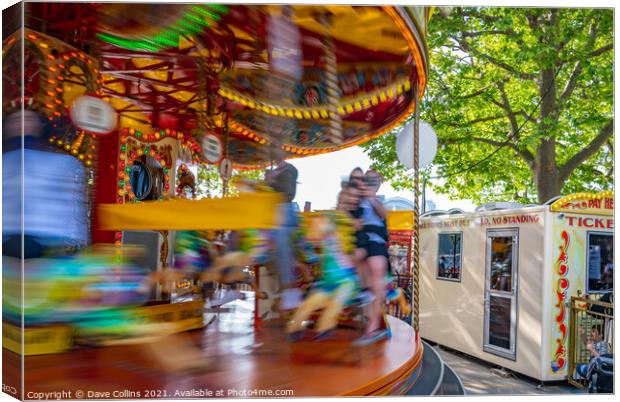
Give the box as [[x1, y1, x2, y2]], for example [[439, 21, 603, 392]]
[[568, 295, 614, 388]]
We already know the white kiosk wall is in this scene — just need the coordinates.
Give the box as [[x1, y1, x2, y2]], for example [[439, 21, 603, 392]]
[[420, 207, 547, 381]]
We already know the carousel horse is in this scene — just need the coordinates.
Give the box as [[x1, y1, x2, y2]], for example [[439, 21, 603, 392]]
[[385, 279, 411, 317], [1, 245, 183, 347], [164, 178, 319, 304], [168, 226, 270, 300], [197, 179, 317, 299], [286, 211, 363, 340]]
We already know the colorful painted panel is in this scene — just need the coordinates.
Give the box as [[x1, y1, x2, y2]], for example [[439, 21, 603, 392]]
[[549, 211, 614, 375]]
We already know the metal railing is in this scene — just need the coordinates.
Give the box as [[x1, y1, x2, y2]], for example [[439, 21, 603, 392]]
[[568, 295, 614, 388]]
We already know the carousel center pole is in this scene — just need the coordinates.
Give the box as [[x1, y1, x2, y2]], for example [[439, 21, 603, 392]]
[[319, 14, 343, 145], [412, 81, 421, 334]]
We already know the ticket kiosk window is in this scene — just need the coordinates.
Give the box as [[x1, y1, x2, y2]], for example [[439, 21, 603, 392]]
[[437, 232, 462, 281], [587, 232, 613, 293]]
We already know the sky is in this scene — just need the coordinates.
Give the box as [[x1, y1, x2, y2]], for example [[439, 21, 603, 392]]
[[288, 146, 477, 212]]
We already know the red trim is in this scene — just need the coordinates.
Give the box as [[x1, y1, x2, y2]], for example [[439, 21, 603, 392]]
[[91, 129, 120, 244]]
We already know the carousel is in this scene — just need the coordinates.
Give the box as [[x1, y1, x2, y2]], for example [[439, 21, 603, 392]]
[[2, 3, 442, 397]]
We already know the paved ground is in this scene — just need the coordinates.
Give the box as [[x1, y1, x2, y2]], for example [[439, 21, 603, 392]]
[[431, 343, 586, 395]]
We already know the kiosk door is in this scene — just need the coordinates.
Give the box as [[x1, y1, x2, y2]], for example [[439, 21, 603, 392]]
[[483, 229, 518, 360]]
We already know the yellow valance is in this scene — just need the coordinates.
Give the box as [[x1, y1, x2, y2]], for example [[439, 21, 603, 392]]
[[98, 192, 282, 231], [387, 210, 416, 231]]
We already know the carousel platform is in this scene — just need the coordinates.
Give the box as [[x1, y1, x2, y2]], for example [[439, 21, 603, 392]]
[[3, 293, 430, 398]]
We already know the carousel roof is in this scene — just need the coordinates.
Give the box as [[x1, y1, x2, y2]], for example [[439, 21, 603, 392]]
[[4, 3, 431, 168]]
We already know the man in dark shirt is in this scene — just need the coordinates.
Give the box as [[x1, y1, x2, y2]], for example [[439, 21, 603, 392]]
[[265, 157, 298, 203], [265, 149, 301, 310]]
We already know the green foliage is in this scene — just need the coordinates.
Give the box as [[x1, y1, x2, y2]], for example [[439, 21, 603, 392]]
[[196, 164, 264, 198], [362, 7, 613, 204]]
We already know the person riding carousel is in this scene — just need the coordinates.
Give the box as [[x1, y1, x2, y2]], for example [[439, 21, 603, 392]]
[[264, 147, 303, 311]]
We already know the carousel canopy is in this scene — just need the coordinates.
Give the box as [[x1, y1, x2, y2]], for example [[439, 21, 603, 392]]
[[4, 3, 431, 168]]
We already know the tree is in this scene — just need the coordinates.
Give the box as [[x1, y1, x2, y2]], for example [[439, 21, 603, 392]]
[[362, 7, 613, 204], [196, 164, 264, 198]]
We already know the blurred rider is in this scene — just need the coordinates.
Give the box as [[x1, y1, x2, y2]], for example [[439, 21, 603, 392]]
[[265, 147, 301, 310], [2, 110, 87, 258]]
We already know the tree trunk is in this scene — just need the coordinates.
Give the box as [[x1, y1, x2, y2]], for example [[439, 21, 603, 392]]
[[534, 58, 562, 204], [532, 138, 562, 203]]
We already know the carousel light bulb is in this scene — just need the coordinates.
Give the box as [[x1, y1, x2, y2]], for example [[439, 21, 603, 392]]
[[85, 160, 92, 167]]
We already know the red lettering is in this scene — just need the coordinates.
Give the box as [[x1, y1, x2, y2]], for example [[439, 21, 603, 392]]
[[607, 220, 614, 230], [605, 197, 614, 209], [567, 216, 576, 226], [595, 218, 605, 229], [583, 218, 593, 228]]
